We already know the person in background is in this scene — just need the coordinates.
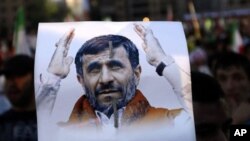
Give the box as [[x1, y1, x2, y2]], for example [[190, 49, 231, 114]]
[[0, 55, 37, 141], [211, 52, 250, 124], [189, 47, 211, 76], [192, 71, 230, 141]]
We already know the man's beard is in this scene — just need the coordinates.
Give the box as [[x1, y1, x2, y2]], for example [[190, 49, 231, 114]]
[[84, 75, 136, 115]]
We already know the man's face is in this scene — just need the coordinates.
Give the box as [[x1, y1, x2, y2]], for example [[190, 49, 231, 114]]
[[216, 66, 250, 104], [78, 46, 140, 113], [4, 73, 34, 108], [194, 101, 230, 141]]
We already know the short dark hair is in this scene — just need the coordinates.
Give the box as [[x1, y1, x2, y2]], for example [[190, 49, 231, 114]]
[[75, 35, 139, 76], [0, 55, 34, 78], [210, 52, 250, 80], [191, 71, 225, 103]]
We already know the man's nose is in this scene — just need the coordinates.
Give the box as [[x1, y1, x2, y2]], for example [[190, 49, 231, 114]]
[[99, 67, 114, 84], [225, 78, 234, 90]]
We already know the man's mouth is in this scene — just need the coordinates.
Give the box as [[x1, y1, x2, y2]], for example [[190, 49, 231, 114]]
[[98, 89, 119, 95], [96, 89, 122, 103]]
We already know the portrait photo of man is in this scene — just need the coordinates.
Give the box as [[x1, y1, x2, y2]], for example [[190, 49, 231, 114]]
[[35, 22, 195, 141]]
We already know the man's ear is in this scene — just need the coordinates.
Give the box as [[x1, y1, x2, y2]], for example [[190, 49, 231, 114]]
[[134, 65, 141, 86], [77, 74, 84, 85]]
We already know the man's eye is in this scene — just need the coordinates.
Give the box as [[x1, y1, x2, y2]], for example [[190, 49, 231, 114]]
[[218, 75, 227, 82], [90, 68, 100, 73], [111, 66, 121, 70], [233, 74, 244, 81]]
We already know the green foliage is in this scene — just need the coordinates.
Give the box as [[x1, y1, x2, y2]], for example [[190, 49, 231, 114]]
[[45, 0, 58, 16], [24, 0, 70, 30]]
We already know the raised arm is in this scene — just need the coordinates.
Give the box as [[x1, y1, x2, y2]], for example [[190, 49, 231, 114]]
[[36, 29, 75, 114], [134, 24, 192, 116]]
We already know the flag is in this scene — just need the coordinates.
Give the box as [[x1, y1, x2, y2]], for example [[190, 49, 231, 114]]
[[188, 1, 201, 39], [13, 7, 32, 57], [230, 21, 244, 53]]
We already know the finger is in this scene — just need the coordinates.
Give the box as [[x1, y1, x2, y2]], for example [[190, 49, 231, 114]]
[[65, 31, 75, 49], [134, 28, 144, 40], [64, 56, 74, 67], [139, 24, 146, 31], [145, 28, 154, 38], [63, 49, 69, 57], [55, 28, 75, 48], [56, 31, 68, 47], [141, 43, 149, 52], [136, 24, 147, 34], [137, 24, 154, 39], [134, 25, 145, 40], [134, 24, 144, 34], [65, 28, 75, 46]]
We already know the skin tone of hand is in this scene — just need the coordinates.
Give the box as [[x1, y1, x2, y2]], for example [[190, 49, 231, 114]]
[[47, 29, 75, 79], [134, 24, 166, 67], [232, 101, 250, 124]]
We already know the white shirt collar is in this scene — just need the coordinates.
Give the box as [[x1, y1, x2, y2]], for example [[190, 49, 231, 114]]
[[95, 107, 125, 127]]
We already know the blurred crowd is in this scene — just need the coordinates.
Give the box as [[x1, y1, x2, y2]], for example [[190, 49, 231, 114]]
[[0, 2, 250, 141], [186, 16, 250, 73], [186, 15, 250, 141]]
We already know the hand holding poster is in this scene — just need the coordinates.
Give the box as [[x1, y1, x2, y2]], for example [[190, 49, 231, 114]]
[[35, 22, 195, 141]]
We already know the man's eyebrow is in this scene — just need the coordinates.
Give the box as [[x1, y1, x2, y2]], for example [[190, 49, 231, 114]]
[[87, 62, 101, 72], [107, 60, 125, 68]]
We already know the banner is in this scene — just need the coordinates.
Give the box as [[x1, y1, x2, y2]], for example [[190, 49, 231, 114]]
[[35, 21, 195, 141]]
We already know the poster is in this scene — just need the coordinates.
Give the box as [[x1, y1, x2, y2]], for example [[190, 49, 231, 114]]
[[35, 22, 196, 141]]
